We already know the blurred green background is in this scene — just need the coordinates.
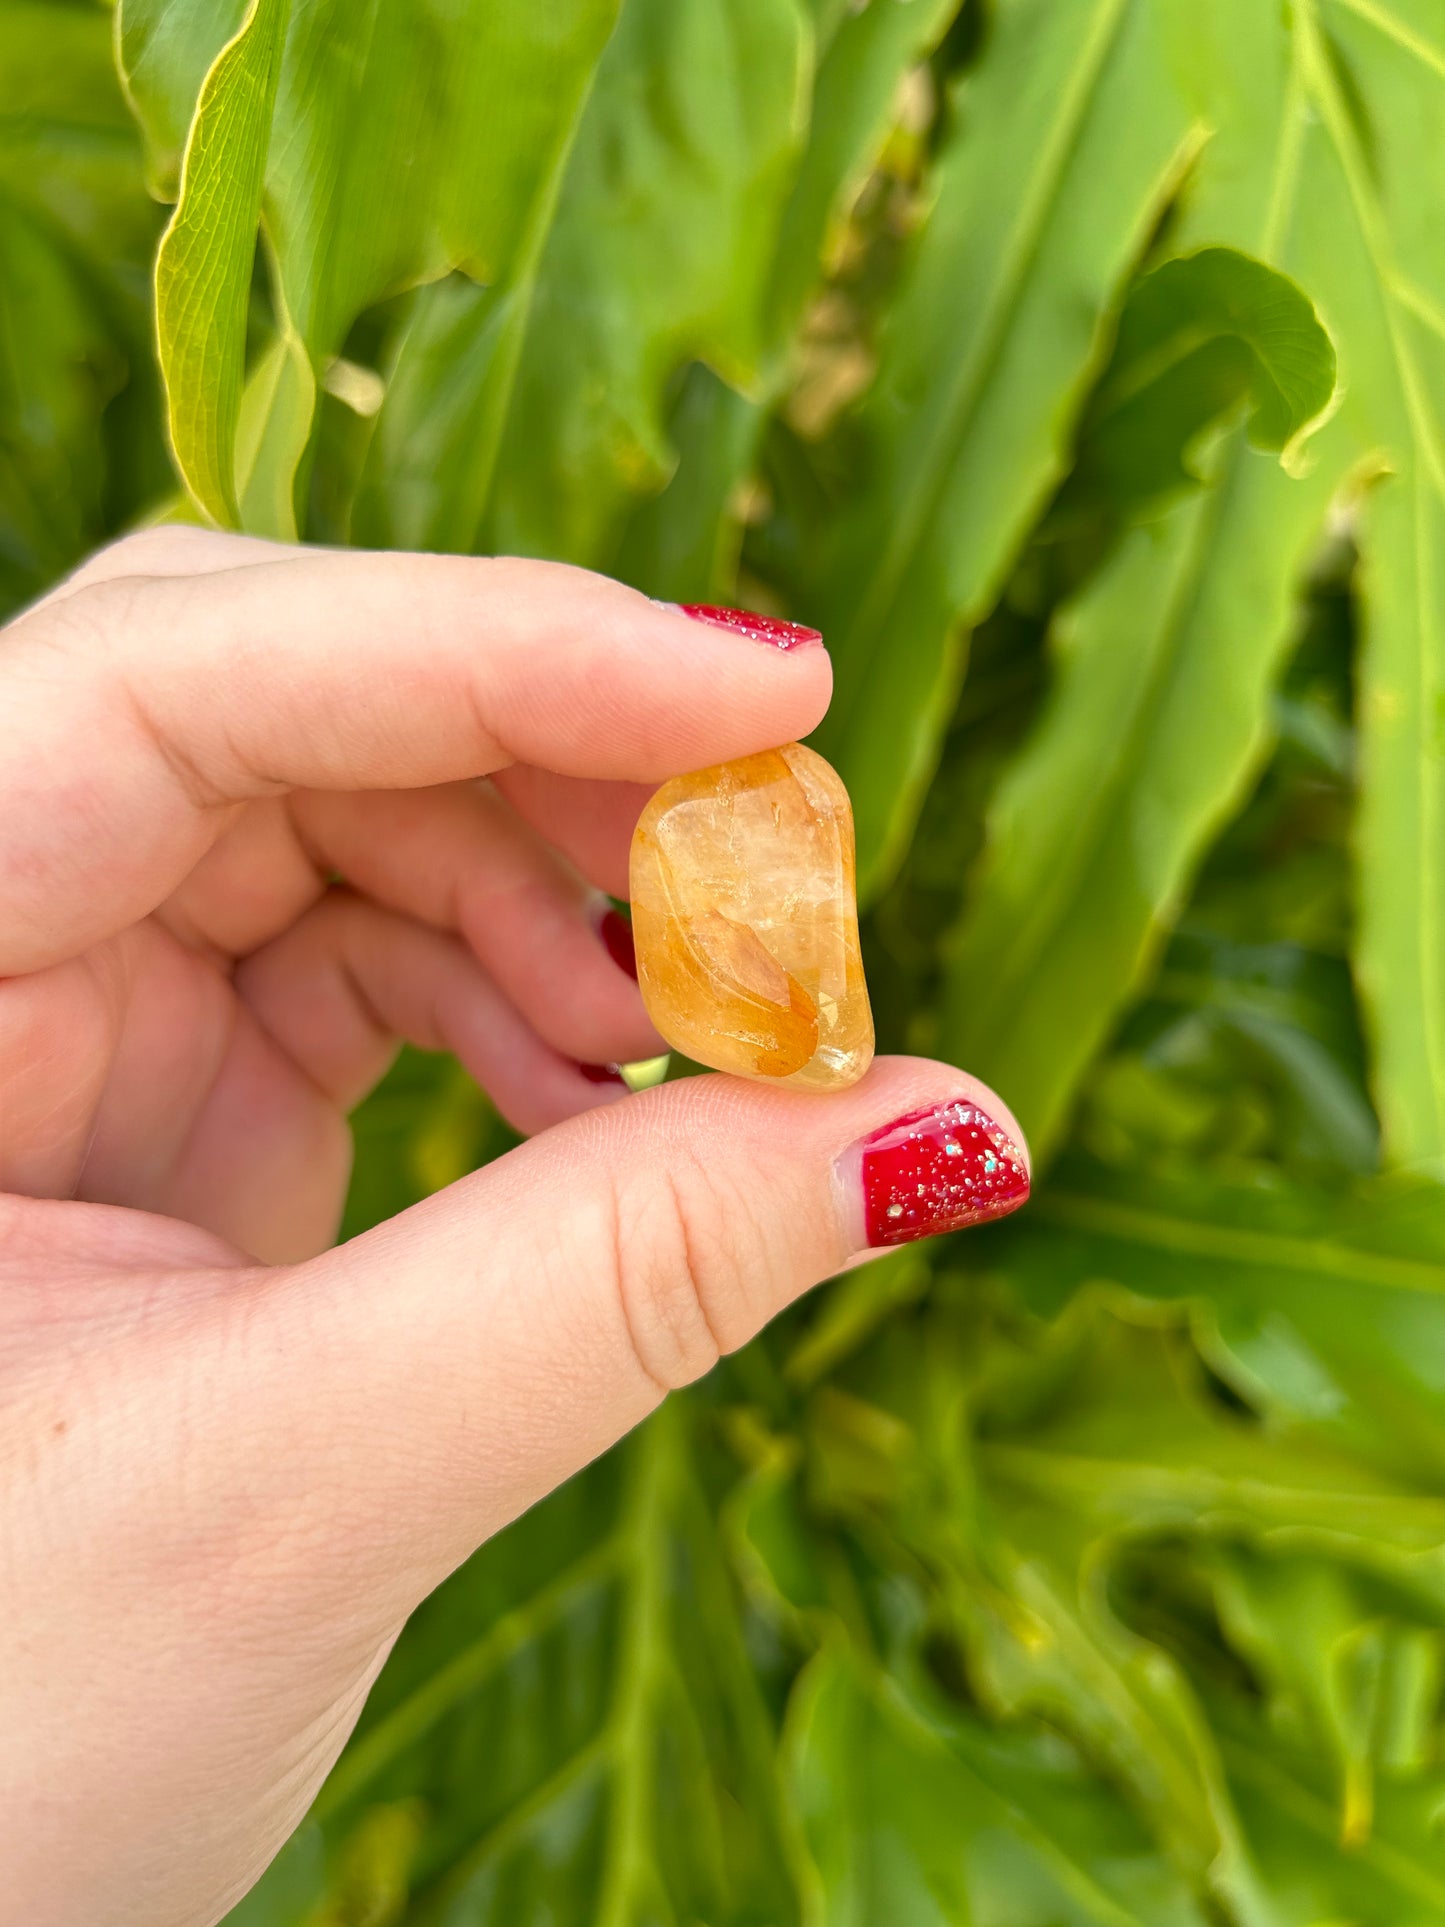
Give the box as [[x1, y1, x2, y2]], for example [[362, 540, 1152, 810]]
[[9, 0, 1445, 1919]]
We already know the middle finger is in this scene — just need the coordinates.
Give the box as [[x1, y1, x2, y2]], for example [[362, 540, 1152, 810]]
[[290, 782, 663, 1069]]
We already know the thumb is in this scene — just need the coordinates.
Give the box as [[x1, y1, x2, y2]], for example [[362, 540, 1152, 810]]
[[251, 1057, 1029, 1621]]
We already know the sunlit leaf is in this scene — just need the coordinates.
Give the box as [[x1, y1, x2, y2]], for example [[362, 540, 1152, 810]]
[[121, 0, 621, 530], [153, 0, 288, 524]]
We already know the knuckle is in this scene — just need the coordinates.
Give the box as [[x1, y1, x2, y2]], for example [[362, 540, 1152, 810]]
[[17, 572, 155, 679], [609, 1153, 764, 1393], [73, 523, 211, 585], [64, 572, 154, 646]]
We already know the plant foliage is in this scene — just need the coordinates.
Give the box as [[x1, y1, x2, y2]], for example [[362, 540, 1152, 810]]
[[8, 0, 1445, 1918]]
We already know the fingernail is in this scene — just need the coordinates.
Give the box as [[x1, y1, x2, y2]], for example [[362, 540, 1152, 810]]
[[578, 1061, 628, 1087], [674, 603, 823, 650], [599, 906, 638, 981], [841, 1099, 1030, 1249]]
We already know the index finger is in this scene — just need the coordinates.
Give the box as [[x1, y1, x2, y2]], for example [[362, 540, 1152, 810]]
[[0, 531, 831, 974]]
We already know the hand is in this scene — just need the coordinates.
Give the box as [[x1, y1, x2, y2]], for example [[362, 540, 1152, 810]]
[[0, 528, 1028, 1926]]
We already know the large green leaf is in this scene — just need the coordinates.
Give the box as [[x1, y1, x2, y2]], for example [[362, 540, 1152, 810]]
[[1209, 1544, 1445, 1847], [786, 1647, 1207, 1927], [993, 1154, 1445, 1480], [120, 0, 620, 526], [1043, 248, 1338, 563], [1129, 2, 1445, 1172], [356, 0, 809, 564], [1214, 1693, 1445, 1926], [478, 0, 809, 569], [349, 275, 526, 554], [788, 1264, 1445, 1900], [810, 0, 1207, 895], [1288, 0, 1445, 1172], [612, 0, 958, 600], [941, 430, 1338, 1158], [792, 1326, 1241, 1897]]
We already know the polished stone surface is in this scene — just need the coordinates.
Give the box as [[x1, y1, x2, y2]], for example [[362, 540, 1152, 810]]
[[630, 743, 874, 1089]]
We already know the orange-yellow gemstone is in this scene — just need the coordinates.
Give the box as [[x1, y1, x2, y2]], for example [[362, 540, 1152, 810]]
[[629, 743, 874, 1090]]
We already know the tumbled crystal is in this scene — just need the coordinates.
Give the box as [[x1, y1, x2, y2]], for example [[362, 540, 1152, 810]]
[[629, 743, 874, 1090]]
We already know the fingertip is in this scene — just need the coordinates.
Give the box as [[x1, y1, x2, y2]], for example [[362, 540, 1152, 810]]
[[668, 603, 825, 651], [536, 576, 834, 780], [641, 593, 834, 724], [591, 1054, 1032, 1263], [830, 1059, 1031, 1255]]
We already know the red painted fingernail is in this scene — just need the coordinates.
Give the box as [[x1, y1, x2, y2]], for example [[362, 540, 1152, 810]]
[[599, 906, 638, 981], [677, 603, 823, 650], [578, 1061, 628, 1087], [846, 1099, 1029, 1248]]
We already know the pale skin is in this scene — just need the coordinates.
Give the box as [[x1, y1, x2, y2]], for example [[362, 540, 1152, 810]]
[[0, 528, 1025, 1926]]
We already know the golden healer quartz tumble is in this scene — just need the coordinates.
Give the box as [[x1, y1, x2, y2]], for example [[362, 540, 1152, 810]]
[[629, 743, 875, 1090]]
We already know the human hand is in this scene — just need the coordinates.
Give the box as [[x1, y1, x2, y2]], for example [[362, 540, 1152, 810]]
[[1, 529, 1028, 1925]]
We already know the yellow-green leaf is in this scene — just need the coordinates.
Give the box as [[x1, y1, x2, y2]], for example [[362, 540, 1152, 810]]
[[153, 0, 288, 525]]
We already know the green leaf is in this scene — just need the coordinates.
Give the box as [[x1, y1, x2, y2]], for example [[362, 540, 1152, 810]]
[[611, 363, 761, 601], [811, 0, 1207, 895], [941, 438, 1338, 1159], [1115, 930, 1378, 1178], [798, 1320, 1245, 1895], [819, 1288, 1445, 1908], [994, 1154, 1445, 1481], [1087, 0, 1445, 1172], [786, 1647, 1208, 1927], [1116, 248, 1337, 461], [784, 1247, 933, 1391], [1286, 0, 1445, 1171], [122, 0, 621, 532], [153, 0, 288, 525], [759, 0, 959, 352], [1045, 247, 1337, 562], [616, 0, 958, 600], [1215, 1693, 1445, 1925], [0, 0, 165, 611], [477, 0, 810, 568], [116, 0, 249, 190], [1209, 1546, 1445, 1846], [936, 0, 1445, 1167], [350, 277, 533, 554], [233, 323, 315, 543]]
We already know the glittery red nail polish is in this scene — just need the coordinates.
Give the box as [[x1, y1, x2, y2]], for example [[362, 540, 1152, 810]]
[[678, 603, 823, 649], [854, 1099, 1029, 1247], [600, 907, 638, 981], [578, 1061, 627, 1086]]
